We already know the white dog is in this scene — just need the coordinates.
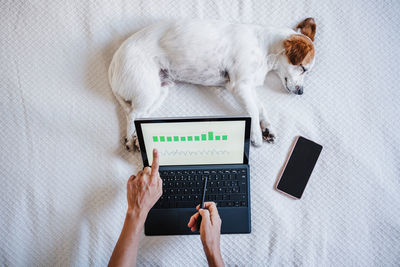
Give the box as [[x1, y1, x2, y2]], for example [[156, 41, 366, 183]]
[[108, 18, 316, 151]]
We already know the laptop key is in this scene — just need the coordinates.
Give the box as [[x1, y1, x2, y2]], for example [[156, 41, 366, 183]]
[[239, 181, 246, 192], [231, 194, 246, 201]]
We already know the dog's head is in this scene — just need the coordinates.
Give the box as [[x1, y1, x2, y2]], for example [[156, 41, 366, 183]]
[[275, 18, 316, 95]]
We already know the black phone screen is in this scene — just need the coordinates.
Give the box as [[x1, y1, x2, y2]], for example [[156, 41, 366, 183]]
[[276, 136, 323, 199]]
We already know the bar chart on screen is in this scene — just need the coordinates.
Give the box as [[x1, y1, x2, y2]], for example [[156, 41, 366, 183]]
[[152, 131, 228, 143], [141, 121, 246, 166]]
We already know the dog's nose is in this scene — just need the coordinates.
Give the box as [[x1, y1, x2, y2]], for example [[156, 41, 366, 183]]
[[295, 85, 303, 95]]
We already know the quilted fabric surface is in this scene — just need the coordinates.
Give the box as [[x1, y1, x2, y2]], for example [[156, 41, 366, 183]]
[[1, 0, 399, 266]]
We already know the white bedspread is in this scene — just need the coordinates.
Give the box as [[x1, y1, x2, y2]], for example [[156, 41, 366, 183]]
[[1, 1, 400, 266]]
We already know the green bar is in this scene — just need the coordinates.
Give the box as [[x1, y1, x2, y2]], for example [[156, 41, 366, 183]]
[[222, 135, 227, 140], [215, 135, 220, 140], [167, 136, 172, 142], [181, 136, 186, 141], [174, 136, 179, 141], [188, 136, 193, 141], [160, 136, 165, 142], [208, 131, 214, 140], [153, 136, 158, 142], [201, 134, 207, 141], [195, 136, 200, 141]]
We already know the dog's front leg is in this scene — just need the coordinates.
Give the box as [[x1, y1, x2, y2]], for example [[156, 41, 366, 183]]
[[256, 100, 275, 143], [230, 83, 263, 146]]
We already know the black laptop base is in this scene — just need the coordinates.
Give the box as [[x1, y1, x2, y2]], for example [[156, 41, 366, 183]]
[[144, 164, 251, 235]]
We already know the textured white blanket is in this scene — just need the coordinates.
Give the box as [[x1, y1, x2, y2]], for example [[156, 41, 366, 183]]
[[1, 1, 399, 266]]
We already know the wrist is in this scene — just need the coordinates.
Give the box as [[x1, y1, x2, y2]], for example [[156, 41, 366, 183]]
[[126, 209, 147, 233]]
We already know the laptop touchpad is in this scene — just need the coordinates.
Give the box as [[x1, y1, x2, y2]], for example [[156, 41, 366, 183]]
[[145, 208, 197, 235]]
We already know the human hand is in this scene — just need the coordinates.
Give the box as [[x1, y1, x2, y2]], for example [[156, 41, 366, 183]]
[[109, 150, 161, 267], [187, 202, 224, 267], [126, 149, 162, 223]]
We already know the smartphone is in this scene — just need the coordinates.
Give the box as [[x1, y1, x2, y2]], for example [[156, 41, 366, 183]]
[[276, 136, 323, 199]]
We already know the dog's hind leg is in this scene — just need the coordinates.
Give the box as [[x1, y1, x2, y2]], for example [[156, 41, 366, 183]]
[[113, 94, 136, 149], [124, 87, 168, 151], [124, 108, 148, 151], [110, 47, 166, 151], [113, 93, 139, 150], [146, 87, 169, 114], [115, 94, 133, 115]]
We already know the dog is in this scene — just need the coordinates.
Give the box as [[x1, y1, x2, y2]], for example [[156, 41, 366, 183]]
[[108, 18, 316, 151]]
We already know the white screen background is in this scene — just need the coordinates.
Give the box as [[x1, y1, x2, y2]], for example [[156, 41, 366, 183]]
[[141, 121, 245, 166]]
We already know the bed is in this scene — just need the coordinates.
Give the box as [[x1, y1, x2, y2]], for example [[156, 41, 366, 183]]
[[1, 0, 399, 266]]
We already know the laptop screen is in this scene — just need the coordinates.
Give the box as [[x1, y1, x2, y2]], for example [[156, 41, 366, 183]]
[[135, 117, 250, 166]]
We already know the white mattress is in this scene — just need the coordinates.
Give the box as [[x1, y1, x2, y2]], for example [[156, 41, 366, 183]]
[[1, 1, 400, 266]]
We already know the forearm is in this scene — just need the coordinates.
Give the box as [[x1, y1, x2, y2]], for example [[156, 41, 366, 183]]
[[108, 210, 146, 267], [204, 247, 224, 267]]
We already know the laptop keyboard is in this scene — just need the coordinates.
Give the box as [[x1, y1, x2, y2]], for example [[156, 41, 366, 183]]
[[153, 168, 248, 209]]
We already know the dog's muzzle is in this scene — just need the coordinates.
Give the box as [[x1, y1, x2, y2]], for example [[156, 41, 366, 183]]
[[295, 85, 303, 95]]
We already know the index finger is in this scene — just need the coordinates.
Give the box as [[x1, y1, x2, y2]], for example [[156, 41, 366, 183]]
[[150, 148, 159, 177]]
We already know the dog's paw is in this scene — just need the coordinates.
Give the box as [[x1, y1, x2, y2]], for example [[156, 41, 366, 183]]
[[262, 128, 275, 143], [251, 131, 263, 147], [124, 136, 140, 152], [133, 136, 140, 151]]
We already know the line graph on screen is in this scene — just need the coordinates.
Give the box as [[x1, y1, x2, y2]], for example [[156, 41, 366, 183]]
[[158, 148, 230, 157]]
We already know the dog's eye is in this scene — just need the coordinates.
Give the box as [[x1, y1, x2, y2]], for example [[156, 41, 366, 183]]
[[300, 65, 307, 74]]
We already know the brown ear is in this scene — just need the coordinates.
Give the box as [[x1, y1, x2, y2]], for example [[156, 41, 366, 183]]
[[283, 35, 314, 65], [296, 17, 316, 41]]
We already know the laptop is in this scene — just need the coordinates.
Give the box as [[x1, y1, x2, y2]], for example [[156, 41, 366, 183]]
[[134, 116, 251, 235]]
